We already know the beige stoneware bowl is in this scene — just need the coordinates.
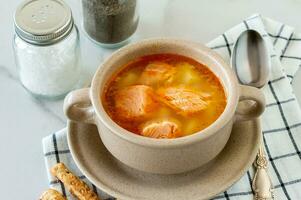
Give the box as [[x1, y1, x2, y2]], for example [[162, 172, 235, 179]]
[[64, 38, 265, 174]]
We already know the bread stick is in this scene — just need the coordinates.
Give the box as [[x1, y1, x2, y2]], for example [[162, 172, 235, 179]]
[[39, 189, 66, 200], [51, 163, 100, 200]]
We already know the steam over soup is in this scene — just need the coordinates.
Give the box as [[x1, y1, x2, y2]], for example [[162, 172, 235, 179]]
[[102, 54, 226, 139]]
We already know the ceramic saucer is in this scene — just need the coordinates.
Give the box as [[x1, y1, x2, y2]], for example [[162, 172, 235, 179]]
[[67, 119, 261, 200]]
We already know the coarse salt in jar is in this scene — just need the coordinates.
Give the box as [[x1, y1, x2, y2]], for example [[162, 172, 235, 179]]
[[13, 0, 81, 99]]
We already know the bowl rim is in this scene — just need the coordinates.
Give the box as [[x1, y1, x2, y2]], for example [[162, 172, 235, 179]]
[[90, 38, 239, 148]]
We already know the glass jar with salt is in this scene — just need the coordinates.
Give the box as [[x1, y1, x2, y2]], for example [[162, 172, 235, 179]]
[[13, 0, 81, 99]]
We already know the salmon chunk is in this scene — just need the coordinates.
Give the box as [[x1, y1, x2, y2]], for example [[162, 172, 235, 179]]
[[158, 87, 209, 115], [139, 62, 175, 86], [114, 85, 157, 121], [140, 119, 181, 139]]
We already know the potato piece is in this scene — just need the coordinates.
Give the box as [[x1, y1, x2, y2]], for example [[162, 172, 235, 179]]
[[40, 189, 66, 200], [140, 119, 181, 138], [156, 107, 172, 118], [51, 163, 100, 200], [114, 85, 157, 121], [183, 118, 200, 135], [139, 61, 175, 86], [116, 70, 140, 88], [175, 62, 202, 85]]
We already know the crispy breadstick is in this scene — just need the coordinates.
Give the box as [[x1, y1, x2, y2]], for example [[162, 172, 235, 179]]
[[51, 163, 100, 200], [39, 189, 66, 200]]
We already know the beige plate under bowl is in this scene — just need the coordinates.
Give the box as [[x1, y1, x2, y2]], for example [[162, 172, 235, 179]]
[[67, 119, 261, 200]]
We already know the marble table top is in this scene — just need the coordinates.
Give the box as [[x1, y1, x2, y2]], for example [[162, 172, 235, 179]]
[[1, 0, 301, 199]]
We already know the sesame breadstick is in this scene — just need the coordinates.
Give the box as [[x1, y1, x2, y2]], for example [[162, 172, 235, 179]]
[[51, 163, 100, 200], [39, 189, 66, 200]]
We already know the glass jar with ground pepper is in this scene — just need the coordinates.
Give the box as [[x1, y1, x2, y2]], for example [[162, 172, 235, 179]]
[[81, 0, 139, 48]]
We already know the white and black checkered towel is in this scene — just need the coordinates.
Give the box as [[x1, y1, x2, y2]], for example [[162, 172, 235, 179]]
[[43, 14, 301, 200]]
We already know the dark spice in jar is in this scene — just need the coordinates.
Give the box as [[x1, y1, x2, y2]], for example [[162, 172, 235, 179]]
[[82, 0, 138, 45]]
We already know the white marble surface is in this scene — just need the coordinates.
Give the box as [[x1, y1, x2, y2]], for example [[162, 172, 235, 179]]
[[1, 0, 301, 199]]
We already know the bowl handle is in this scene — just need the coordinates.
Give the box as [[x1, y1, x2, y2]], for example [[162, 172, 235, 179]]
[[63, 88, 95, 124], [235, 85, 266, 122]]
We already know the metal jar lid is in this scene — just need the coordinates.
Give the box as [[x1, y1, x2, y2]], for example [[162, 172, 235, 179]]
[[14, 0, 74, 45]]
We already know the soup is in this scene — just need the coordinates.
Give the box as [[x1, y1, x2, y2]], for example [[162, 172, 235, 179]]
[[102, 54, 226, 139]]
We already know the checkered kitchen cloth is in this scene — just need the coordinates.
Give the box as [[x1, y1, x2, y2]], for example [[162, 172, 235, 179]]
[[43, 14, 301, 200]]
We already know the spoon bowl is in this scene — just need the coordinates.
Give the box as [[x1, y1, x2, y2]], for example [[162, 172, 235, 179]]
[[231, 30, 270, 88]]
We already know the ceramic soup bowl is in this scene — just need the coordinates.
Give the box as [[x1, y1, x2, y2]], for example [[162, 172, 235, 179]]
[[64, 39, 265, 174]]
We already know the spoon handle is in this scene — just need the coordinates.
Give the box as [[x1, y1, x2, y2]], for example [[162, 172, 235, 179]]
[[252, 144, 274, 200]]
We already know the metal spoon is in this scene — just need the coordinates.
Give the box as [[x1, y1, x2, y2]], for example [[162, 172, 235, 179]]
[[231, 29, 274, 200]]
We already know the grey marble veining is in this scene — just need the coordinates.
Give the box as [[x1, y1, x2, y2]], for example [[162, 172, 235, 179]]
[[0, 65, 18, 81], [0, 65, 66, 124], [1, 0, 301, 199], [31, 98, 66, 124]]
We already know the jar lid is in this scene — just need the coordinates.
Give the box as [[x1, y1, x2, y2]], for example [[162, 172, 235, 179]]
[[14, 0, 73, 45]]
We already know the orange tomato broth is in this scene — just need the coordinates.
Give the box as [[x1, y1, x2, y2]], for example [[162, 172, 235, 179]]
[[102, 54, 227, 137]]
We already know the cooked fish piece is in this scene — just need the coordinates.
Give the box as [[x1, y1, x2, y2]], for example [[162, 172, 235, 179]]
[[157, 87, 209, 115], [114, 85, 157, 121], [139, 61, 175, 86], [140, 119, 181, 139]]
